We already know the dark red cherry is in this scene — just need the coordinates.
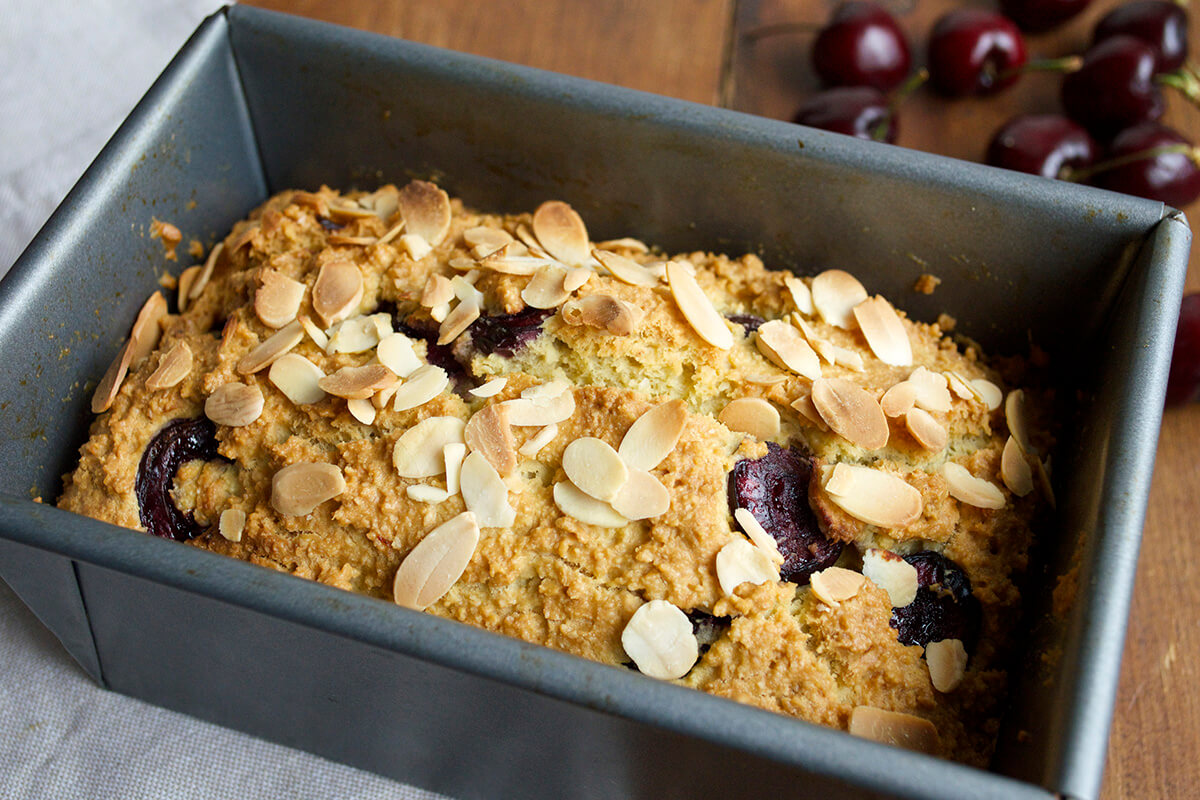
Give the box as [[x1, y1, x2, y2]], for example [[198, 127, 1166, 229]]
[[890, 551, 981, 650], [1167, 293, 1200, 406], [928, 9, 1028, 96], [1094, 0, 1189, 73], [1092, 122, 1200, 208], [812, 2, 912, 92], [725, 313, 765, 333], [1062, 36, 1165, 139], [986, 114, 1098, 179], [793, 86, 897, 142], [999, 0, 1093, 32], [466, 308, 552, 357], [136, 417, 225, 541]]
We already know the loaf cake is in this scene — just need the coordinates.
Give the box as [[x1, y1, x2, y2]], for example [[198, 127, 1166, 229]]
[[59, 181, 1051, 766]]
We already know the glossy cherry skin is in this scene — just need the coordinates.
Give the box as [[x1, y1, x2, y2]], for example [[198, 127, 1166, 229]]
[[1167, 293, 1200, 406], [812, 2, 912, 92], [986, 114, 1098, 179], [1061, 36, 1164, 139], [793, 86, 896, 143], [928, 9, 1028, 96], [999, 0, 1093, 32], [1094, 0, 1188, 73], [1092, 122, 1200, 208]]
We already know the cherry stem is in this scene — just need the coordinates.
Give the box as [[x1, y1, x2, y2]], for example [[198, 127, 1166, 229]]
[[995, 55, 1084, 83], [1063, 143, 1200, 183], [869, 68, 930, 142], [1156, 65, 1200, 107], [740, 21, 820, 42]]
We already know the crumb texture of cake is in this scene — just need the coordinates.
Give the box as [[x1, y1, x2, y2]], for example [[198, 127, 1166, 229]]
[[59, 181, 1052, 767]]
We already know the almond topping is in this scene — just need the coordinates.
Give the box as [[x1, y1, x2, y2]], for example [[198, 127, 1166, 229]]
[[205, 383, 264, 427], [463, 226, 514, 253], [400, 233, 433, 260], [563, 437, 628, 502], [268, 354, 326, 405], [325, 315, 382, 354], [926, 639, 968, 693], [393, 511, 480, 610], [593, 248, 658, 287], [810, 567, 867, 607], [564, 268, 592, 293], [318, 363, 398, 400], [465, 404, 517, 477], [190, 242, 223, 300], [853, 295, 912, 366], [270, 462, 346, 517], [811, 377, 889, 450], [522, 380, 570, 403], [784, 275, 814, 315], [437, 297, 480, 346], [444, 442, 466, 494], [238, 320, 304, 375], [811, 269, 868, 329], [91, 340, 134, 414], [848, 707, 938, 754], [407, 480, 450, 502], [610, 469, 670, 520], [393, 364, 450, 411], [469, 377, 508, 398], [218, 508, 245, 542], [502, 390, 576, 426], [420, 274, 454, 308], [532, 200, 590, 266], [666, 261, 733, 349], [1001, 436, 1033, 496], [478, 243, 543, 276], [942, 462, 1006, 509], [1005, 389, 1031, 453], [618, 400, 687, 471], [880, 381, 918, 417], [522, 264, 572, 309], [145, 342, 193, 390], [945, 370, 979, 401], [397, 180, 451, 246], [129, 292, 168, 365], [460, 451, 516, 527], [596, 237, 649, 253], [1035, 456, 1056, 509], [254, 270, 305, 328], [824, 463, 923, 529], [905, 407, 948, 452], [561, 294, 643, 336], [756, 320, 821, 380], [553, 480, 629, 528], [393, 417, 466, 478], [861, 548, 919, 606], [311, 260, 363, 327], [972, 379, 1003, 410], [177, 265, 202, 313], [376, 332, 422, 378], [732, 508, 785, 566], [718, 397, 781, 440], [908, 367, 952, 413], [790, 391, 829, 430], [298, 314, 329, 349], [519, 424, 559, 457], [716, 539, 780, 596], [621, 600, 699, 680], [347, 397, 376, 425]]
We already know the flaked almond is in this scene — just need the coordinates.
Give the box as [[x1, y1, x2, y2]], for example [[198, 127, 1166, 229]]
[[942, 462, 1006, 509], [563, 268, 592, 293], [1005, 389, 1031, 453], [854, 295, 912, 366], [327, 199, 380, 221], [271, 462, 345, 517], [290, 190, 329, 217], [593, 248, 658, 287], [444, 442, 466, 494], [563, 437, 628, 502], [298, 314, 329, 349], [463, 226, 513, 253], [756, 320, 821, 380], [824, 463, 923, 529], [318, 363, 398, 399], [718, 397, 780, 440], [521, 379, 569, 403], [145, 342, 193, 390], [553, 480, 629, 528], [376, 218, 406, 246], [732, 508, 785, 566], [129, 292, 168, 365], [716, 539, 780, 596], [393, 511, 480, 610], [325, 315, 382, 354], [519, 424, 558, 457], [522, 264, 572, 309], [811, 269, 867, 329], [312, 260, 363, 327], [926, 639, 968, 693], [205, 383, 264, 427], [478, 243, 543, 276], [460, 451, 515, 527], [218, 508, 245, 542], [1001, 435, 1034, 496], [880, 381, 918, 417], [610, 469, 670, 520], [848, 707, 938, 754], [392, 364, 450, 411], [376, 332, 422, 378], [393, 416, 466, 478], [91, 340, 134, 413], [790, 391, 829, 430], [667, 261, 732, 349], [465, 403, 517, 477], [621, 600, 699, 680], [861, 548, 919, 606], [784, 275, 814, 315], [437, 297, 480, 345], [1035, 456, 1056, 509], [177, 265, 202, 313], [238, 320, 304, 375], [347, 397, 376, 425], [908, 367, 952, 414], [374, 382, 400, 409], [972, 378, 1003, 411], [469, 377, 508, 398], [618, 400, 687, 471], [398, 180, 451, 246], [502, 390, 576, 426], [268, 353, 326, 405], [532, 200, 590, 266], [946, 370, 980, 401], [810, 566, 867, 607], [190, 242, 224, 300], [327, 234, 376, 247], [832, 344, 865, 371], [905, 407, 947, 452], [254, 269, 305, 328], [400, 233, 433, 260], [811, 377, 889, 450], [407, 484, 449, 505], [596, 237, 649, 253], [420, 274, 454, 308], [561, 293, 643, 336], [746, 373, 787, 386]]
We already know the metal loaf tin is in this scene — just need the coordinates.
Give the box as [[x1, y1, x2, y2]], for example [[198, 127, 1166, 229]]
[[0, 6, 1188, 799]]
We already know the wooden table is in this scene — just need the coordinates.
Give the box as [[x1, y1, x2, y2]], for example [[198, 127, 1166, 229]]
[[246, 2, 1200, 796]]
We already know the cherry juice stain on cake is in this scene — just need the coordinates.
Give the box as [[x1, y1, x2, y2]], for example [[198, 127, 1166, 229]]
[[467, 308, 553, 357], [136, 417, 223, 541], [891, 550, 982, 650]]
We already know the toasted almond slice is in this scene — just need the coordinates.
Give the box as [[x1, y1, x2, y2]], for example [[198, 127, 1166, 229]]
[[254, 269, 306, 328], [1001, 435, 1034, 496], [522, 264, 572, 309], [515, 222, 541, 250], [596, 237, 649, 253], [129, 292, 168, 365], [519, 424, 558, 457], [398, 180, 451, 246], [374, 382, 399, 409], [853, 295, 912, 366], [861, 548, 919, 606], [756, 320, 821, 380], [564, 267, 592, 293], [190, 242, 224, 300], [848, 707, 938, 754], [667, 261, 732, 349], [905, 407, 947, 452], [463, 226, 514, 252], [716, 539, 780, 596], [460, 451, 515, 527], [271, 461, 345, 517], [478, 245, 544, 276], [618, 400, 687, 471], [560, 294, 643, 336], [429, 302, 450, 323], [205, 383, 264, 427], [437, 297, 481, 346], [393, 511, 480, 610], [177, 265, 202, 313], [393, 416, 466, 478], [268, 353, 326, 405], [1005, 389, 1031, 453], [824, 463, 923, 529], [502, 390, 576, 426], [465, 403, 517, 477], [972, 379, 1003, 411], [469, 377, 508, 398], [784, 275, 814, 315], [347, 397, 377, 425], [375, 217, 407, 247], [746, 373, 787, 386], [311, 260, 363, 327], [393, 364, 449, 411], [718, 397, 781, 440], [610, 469, 670, 520], [420, 274, 454, 308], [593, 248, 658, 287], [400, 233, 433, 260], [908, 367, 952, 414], [376, 332, 422, 378], [532, 200, 590, 266], [318, 363, 398, 400], [327, 200, 380, 221], [91, 340, 134, 414], [563, 437, 628, 502], [327, 234, 377, 247], [790, 391, 829, 430], [144, 342, 193, 390], [810, 566, 867, 607], [443, 442, 466, 495], [926, 639, 968, 693], [553, 480, 629, 528], [811, 377, 889, 450], [811, 269, 868, 329], [942, 462, 1006, 509], [946, 370, 980, 401], [218, 508, 245, 542], [298, 314, 329, 349], [621, 600, 699, 680], [732, 508, 785, 566], [238, 320, 304, 375], [406, 484, 450, 504], [1035, 456, 1056, 509], [880, 381, 918, 417]]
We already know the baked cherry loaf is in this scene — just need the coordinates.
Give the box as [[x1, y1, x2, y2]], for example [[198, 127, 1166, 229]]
[[60, 181, 1050, 766]]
